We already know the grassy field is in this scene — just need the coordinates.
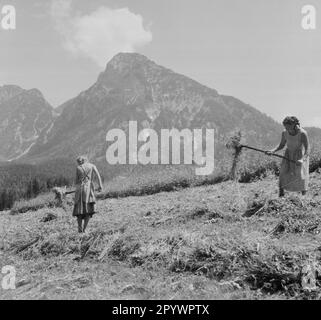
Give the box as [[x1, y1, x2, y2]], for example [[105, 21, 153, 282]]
[[1, 168, 321, 300]]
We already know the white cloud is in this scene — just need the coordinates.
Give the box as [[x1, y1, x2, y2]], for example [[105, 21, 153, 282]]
[[50, 0, 152, 67]]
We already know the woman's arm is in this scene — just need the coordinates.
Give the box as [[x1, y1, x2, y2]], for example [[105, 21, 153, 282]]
[[74, 167, 80, 185], [301, 131, 310, 158], [266, 131, 286, 154], [93, 165, 103, 191], [293, 131, 309, 165]]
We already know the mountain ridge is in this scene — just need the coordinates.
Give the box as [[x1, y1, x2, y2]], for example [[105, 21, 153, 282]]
[[2, 53, 321, 165], [25, 53, 280, 163], [0, 85, 55, 161]]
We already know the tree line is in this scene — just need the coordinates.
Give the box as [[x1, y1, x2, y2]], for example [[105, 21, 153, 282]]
[[0, 159, 75, 211]]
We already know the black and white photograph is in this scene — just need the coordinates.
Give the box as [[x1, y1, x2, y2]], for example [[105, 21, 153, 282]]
[[0, 0, 321, 304]]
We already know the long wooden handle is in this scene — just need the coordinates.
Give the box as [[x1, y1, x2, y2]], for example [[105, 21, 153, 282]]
[[65, 188, 101, 195], [65, 190, 76, 195], [241, 145, 296, 163]]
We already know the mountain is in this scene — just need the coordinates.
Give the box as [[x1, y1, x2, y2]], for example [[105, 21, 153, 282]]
[[25, 52, 289, 165], [0, 85, 24, 104], [0, 85, 55, 161]]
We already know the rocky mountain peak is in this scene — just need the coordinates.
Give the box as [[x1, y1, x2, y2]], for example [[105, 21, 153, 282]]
[[97, 52, 167, 85], [0, 85, 55, 161], [104, 52, 163, 74], [27, 88, 45, 99], [107, 52, 153, 69], [0, 85, 24, 104], [95, 52, 218, 105]]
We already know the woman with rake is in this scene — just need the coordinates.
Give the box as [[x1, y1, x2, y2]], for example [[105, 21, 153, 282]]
[[73, 155, 103, 233], [266, 116, 310, 197]]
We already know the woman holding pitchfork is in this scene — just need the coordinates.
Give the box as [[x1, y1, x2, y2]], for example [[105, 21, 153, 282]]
[[73, 155, 103, 233], [266, 116, 310, 197]]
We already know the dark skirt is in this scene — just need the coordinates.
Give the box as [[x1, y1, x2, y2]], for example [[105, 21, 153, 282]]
[[73, 201, 96, 219]]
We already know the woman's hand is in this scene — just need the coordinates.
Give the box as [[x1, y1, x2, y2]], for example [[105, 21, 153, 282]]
[[296, 159, 303, 166]]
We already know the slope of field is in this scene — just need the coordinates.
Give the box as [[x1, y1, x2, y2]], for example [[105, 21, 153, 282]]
[[1, 171, 321, 300]]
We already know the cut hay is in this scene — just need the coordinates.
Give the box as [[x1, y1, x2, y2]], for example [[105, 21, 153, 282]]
[[10, 193, 57, 215], [40, 212, 57, 223], [226, 131, 243, 180], [108, 236, 141, 261], [270, 215, 321, 237]]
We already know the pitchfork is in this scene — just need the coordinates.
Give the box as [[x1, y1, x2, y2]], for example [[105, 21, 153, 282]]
[[240, 145, 296, 163], [52, 187, 102, 204], [226, 133, 296, 164]]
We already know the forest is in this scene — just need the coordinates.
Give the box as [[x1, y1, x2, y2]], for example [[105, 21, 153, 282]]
[[0, 158, 75, 211]]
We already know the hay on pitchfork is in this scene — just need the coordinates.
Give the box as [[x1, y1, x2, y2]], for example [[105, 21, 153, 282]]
[[226, 131, 243, 180], [52, 186, 74, 210], [52, 186, 67, 206]]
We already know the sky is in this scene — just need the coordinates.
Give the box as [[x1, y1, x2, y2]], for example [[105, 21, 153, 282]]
[[0, 0, 320, 127]]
